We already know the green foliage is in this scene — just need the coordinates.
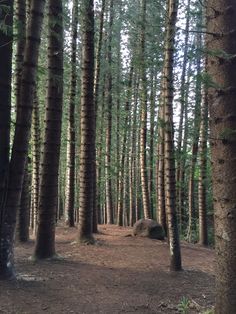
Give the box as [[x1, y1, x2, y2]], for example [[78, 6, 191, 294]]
[[219, 128, 236, 141], [199, 72, 221, 89], [0, 5, 13, 36], [178, 297, 190, 314], [202, 309, 214, 314], [207, 48, 236, 61], [0, 4, 11, 15]]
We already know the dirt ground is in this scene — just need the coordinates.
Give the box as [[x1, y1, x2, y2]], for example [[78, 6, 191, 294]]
[[0, 225, 215, 314]]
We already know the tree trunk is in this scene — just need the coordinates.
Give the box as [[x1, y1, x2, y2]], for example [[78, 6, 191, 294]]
[[117, 66, 133, 226], [0, 0, 13, 221], [65, 0, 78, 228], [176, 0, 190, 220], [149, 70, 157, 219], [105, 0, 114, 224], [31, 91, 41, 234], [198, 89, 208, 246], [157, 96, 167, 234], [93, 0, 106, 232], [139, 0, 151, 219], [34, 0, 64, 259], [77, 0, 95, 244], [129, 74, 139, 226], [17, 158, 30, 242], [207, 1, 236, 312], [163, 0, 182, 271], [0, 0, 46, 279], [186, 30, 202, 242]]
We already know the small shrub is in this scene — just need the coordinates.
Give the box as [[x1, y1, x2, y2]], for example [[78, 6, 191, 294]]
[[178, 296, 190, 314]]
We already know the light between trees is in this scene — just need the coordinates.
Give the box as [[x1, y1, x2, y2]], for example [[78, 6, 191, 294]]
[[0, 0, 236, 311]]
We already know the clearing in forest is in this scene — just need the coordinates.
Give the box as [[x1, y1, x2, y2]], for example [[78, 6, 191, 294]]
[[0, 225, 215, 314]]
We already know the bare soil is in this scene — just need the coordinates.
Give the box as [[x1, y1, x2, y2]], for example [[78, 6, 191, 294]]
[[0, 225, 215, 314]]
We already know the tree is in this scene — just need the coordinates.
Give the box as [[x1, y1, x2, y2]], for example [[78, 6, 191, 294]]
[[207, 0, 236, 312], [198, 88, 208, 246], [34, 0, 64, 259], [162, 0, 182, 271], [0, 0, 46, 279], [77, 0, 95, 244], [139, 0, 151, 220], [0, 0, 13, 222], [93, 0, 106, 231], [64, 0, 78, 227], [105, 0, 114, 224], [31, 90, 41, 233]]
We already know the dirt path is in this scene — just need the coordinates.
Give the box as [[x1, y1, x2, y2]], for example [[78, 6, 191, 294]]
[[0, 225, 215, 313]]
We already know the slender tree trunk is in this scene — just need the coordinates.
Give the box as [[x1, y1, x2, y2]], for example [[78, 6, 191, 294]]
[[65, 0, 78, 228], [31, 91, 41, 234], [149, 71, 157, 219], [176, 0, 190, 218], [0, 0, 13, 220], [17, 158, 30, 242], [198, 89, 208, 246], [207, 1, 236, 311], [34, 0, 64, 259], [0, 0, 46, 279], [105, 0, 114, 224], [157, 96, 167, 234], [177, 60, 191, 234], [93, 0, 106, 232], [96, 83, 106, 224], [163, 0, 181, 271], [117, 66, 133, 226], [186, 36, 202, 242], [129, 74, 139, 226], [15, 0, 26, 111], [139, 0, 151, 219], [77, 0, 95, 244]]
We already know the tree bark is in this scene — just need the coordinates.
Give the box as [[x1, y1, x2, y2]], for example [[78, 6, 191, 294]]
[[207, 1, 236, 312], [65, 0, 78, 228], [198, 89, 208, 246], [0, 0, 46, 279], [139, 0, 151, 219], [105, 0, 114, 224], [77, 0, 95, 244], [34, 0, 63, 259], [163, 0, 182, 271]]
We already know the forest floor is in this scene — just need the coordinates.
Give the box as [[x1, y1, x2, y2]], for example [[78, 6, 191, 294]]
[[0, 224, 215, 314]]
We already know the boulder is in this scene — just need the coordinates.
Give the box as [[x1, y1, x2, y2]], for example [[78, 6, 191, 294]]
[[133, 218, 165, 240]]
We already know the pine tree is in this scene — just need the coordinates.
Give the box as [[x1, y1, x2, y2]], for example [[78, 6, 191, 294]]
[[207, 0, 236, 312], [34, 0, 64, 259], [78, 0, 95, 244]]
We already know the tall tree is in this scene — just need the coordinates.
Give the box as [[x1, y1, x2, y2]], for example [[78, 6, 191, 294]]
[[93, 0, 106, 232], [64, 0, 78, 227], [187, 31, 202, 242], [0, 0, 13, 220], [162, 0, 181, 271], [139, 0, 151, 219], [77, 0, 95, 244], [198, 88, 208, 246], [31, 91, 41, 233], [0, 0, 46, 279], [105, 0, 114, 224], [117, 65, 133, 226], [34, 0, 64, 259], [207, 0, 236, 312]]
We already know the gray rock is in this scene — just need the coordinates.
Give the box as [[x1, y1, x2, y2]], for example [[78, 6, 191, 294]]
[[133, 218, 165, 240]]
